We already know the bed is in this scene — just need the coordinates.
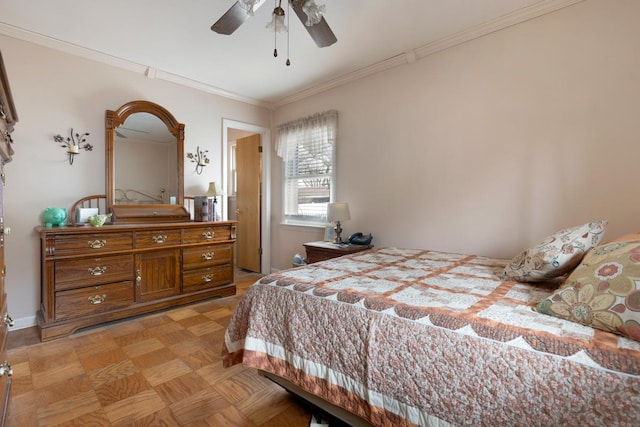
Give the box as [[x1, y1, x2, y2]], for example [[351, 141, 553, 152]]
[[223, 227, 640, 426]]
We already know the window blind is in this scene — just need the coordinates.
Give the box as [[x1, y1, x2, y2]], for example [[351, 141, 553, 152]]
[[276, 110, 338, 224]]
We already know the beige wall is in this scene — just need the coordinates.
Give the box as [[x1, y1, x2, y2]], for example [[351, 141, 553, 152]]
[[1, 36, 271, 326], [270, 0, 640, 270], [3, 0, 640, 326]]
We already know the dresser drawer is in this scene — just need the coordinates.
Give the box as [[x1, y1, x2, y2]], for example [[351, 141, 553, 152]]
[[183, 244, 233, 269], [55, 282, 134, 321], [183, 264, 232, 292], [52, 232, 133, 256], [54, 255, 134, 291], [183, 225, 232, 244], [134, 229, 181, 248]]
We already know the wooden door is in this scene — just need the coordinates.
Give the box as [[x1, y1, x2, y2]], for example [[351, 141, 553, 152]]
[[135, 249, 180, 303], [236, 134, 261, 272]]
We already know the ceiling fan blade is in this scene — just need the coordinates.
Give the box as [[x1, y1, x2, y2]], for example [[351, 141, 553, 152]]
[[290, 0, 337, 48], [211, 0, 267, 35]]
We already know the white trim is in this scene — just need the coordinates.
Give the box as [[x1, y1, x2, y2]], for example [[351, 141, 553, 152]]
[[10, 315, 37, 330], [272, 0, 586, 107], [0, 23, 271, 109], [0, 0, 584, 108], [222, 119, 271, 275]]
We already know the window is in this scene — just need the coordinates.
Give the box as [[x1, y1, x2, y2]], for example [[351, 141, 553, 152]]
[[276, 110, 338, 226]]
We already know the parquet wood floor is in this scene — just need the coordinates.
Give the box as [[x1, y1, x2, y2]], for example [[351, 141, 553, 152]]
[[5, 271, 319, 426]]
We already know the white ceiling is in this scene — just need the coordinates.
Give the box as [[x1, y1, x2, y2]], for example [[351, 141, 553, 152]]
[[0, 0, 582, 107]]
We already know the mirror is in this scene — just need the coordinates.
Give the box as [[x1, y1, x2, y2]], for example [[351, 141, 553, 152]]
[[106, 100, 189, 223], [114, 112, 177, 204]]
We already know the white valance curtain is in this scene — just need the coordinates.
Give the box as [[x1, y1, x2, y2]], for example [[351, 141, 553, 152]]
[[275, 109, 338, 161], [276, 109, 338, 224]]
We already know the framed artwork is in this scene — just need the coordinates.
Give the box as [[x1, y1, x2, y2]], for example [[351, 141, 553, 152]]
[[324, 225, 335, 242]]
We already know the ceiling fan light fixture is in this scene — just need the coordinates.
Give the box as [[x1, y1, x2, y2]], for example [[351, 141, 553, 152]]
[[266, 1, 287, 34], [239, 0, 260, 16], [302, 0, 325, 26]]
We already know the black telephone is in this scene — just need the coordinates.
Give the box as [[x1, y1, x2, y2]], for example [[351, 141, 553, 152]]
[[348, 232, 373, 245]]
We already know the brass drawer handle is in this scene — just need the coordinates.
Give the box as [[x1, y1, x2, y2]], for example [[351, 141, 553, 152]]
[[202, 274, 214, 282], [202, 231, 215, 240], [0, 361, 12, 377], [2, 130, 12, 144], [88, 294, 107, 305], [3, 313, 14, 327], [136, 269, 141, 285], [88, 266, 107, 276], [202, 252, 214, 260], [88, 239, 106, 249], [152, 235, 168, 244]]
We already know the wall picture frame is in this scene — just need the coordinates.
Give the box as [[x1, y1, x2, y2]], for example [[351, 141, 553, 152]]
[[324, 225, 335, 242]]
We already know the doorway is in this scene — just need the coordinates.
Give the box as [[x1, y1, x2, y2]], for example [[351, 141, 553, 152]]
[[222, 119, 271, 275]]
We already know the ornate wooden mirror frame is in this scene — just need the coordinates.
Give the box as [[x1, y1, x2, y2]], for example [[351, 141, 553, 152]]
[[105, 100, 189, 223]]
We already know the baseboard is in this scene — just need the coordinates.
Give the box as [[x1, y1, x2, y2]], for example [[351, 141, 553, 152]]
[[10, 315, 37, 330]]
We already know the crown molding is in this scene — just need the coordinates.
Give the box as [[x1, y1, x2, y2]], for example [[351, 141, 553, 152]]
[[1, 0, 584, 110], [0, 22, 272, 109], [273, 0, 585, 107]]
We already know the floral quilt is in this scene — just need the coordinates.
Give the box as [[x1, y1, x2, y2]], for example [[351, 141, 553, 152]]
[[223, 248, 640, 426]]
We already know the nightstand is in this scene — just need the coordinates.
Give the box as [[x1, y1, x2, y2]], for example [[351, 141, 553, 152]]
[[303, 241, 373, 263]]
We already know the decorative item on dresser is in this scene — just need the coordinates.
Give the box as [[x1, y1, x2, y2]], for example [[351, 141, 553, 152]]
[[205, 181, 220, 221], [303, 240, 373, 264], [37, 221, 237, 341], [40, 207, 67, 228], [0, 49, 17, 426], [86, 213, 112, 227]]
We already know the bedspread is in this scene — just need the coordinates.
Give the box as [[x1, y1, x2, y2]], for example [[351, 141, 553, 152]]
[[223, 248, 640, 426]]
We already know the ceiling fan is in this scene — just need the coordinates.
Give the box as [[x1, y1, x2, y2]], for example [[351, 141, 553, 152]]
[[211, 0, 337, 48]]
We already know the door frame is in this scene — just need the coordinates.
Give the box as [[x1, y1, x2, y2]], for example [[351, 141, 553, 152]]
[[222, 118, 271, 275]]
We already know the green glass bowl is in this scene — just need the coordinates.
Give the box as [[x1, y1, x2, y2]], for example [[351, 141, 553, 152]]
[[87, 213, 112, 227]]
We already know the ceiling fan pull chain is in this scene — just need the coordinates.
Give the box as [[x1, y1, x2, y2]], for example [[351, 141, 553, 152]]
[[286, 0, 291, 66], [273, 0, 279, 58], [273, 32, 278, 57]]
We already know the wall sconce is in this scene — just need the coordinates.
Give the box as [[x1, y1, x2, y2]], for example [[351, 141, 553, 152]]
[[53, 128, 92, 165], [186, 146, 209, 174], [327, 202, 351, 244]]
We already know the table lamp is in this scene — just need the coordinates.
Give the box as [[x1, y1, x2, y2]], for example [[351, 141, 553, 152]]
[[206, 182, 219, 202], [206, 182, 219, 221], [327, 202, 350, 244]]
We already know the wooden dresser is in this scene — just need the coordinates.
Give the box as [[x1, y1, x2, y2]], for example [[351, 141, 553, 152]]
[[0, 49, 18, 425], [37, 221, 237, 341]]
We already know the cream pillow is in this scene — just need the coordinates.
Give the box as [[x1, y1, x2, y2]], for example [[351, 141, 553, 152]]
[[502, 220, 607, 282]]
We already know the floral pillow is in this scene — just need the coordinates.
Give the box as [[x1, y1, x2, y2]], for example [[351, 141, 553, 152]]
[[536, 239, 640, 341], [502, 220, 608, 282]]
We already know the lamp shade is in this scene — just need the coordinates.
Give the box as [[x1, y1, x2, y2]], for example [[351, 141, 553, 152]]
[[327, 202, 350, 222], [266, 4, 287, 34], [206, 182, 219, 197]]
